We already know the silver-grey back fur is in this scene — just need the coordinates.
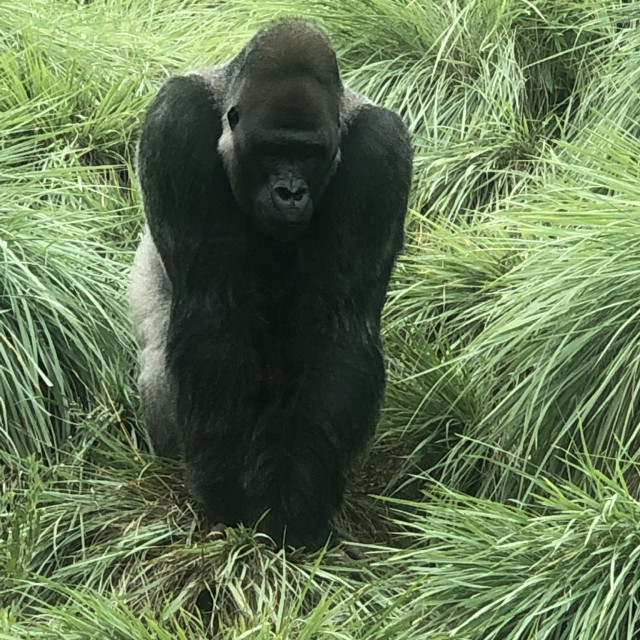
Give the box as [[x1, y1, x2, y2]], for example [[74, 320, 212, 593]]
[[130, 229, 177, 453]]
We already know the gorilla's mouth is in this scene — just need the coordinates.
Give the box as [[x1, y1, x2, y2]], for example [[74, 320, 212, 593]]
[[256, 202, 313, 242], [259, 215, 310, 242]]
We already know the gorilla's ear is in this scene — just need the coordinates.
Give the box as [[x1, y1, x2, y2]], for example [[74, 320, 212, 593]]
[[137, 75, 236, 286]]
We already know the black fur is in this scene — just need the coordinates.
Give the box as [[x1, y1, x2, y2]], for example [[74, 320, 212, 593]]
[[130, 19, 412, 550]]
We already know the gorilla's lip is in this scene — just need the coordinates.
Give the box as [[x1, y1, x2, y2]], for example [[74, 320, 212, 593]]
[[260, 216, 310, 242]]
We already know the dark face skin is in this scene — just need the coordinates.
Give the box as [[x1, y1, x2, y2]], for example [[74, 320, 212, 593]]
[[223, 75, 341, 241]]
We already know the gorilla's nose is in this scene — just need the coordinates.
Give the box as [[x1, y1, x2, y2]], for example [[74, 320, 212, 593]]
[[272, 179, 309, 209]]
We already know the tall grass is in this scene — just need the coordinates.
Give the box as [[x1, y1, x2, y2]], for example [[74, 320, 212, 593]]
[[2, 0, 640, 638]]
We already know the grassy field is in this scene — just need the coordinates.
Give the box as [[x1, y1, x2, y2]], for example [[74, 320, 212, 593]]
[[2, 0, 640, 637]]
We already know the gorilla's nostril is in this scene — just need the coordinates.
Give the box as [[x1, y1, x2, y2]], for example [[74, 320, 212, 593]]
[[274, 182, 309, 206], [293, 188, 307, 201], [275, 186, 294, 202]]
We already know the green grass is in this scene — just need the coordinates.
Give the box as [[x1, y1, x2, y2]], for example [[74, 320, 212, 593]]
[[2, 0, 640, 637]]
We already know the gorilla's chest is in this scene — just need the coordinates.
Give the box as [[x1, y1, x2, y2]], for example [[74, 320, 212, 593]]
[[244, 243, 321, 372], [252, 246, 304, 329]]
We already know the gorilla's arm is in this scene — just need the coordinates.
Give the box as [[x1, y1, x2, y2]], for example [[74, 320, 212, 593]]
[[137, 75, 259, 521], [243, 105, 413, 548]]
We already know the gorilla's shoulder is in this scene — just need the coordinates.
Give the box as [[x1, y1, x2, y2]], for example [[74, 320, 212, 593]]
[[192, 63, 229, 104], [341, 86, 372, 125]]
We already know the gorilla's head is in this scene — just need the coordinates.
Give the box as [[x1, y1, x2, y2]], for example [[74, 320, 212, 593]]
[[218, 20, 343, 241]]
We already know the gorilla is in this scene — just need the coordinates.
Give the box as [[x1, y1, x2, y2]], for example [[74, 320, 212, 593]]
[[130, 18, 412, 551]]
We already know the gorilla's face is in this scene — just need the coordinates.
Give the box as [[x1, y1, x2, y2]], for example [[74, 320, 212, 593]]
[[219, 75, 341, 241]]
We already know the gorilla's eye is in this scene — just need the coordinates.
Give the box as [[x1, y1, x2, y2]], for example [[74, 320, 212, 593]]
[[227, 107, 240, 130]]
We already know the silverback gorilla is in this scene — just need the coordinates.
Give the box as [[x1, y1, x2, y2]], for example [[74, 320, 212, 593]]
[[130, 18, 412, 550]]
